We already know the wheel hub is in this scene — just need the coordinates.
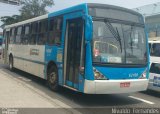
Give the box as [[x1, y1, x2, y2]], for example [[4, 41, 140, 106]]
[[50, 72, 56, 83]]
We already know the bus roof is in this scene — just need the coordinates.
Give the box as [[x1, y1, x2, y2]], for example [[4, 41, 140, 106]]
[[87, 3, 142, 17], [4, 3, 143, 29], [4, 3, 88, 29], [4, 14, 48, 29]]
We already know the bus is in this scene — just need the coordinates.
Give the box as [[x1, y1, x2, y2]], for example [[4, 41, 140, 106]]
[[3, 3, 149, 94], [148, 39, 160, 92]]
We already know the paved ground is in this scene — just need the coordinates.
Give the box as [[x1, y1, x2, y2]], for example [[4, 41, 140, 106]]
[[0, 61, 160, 114]]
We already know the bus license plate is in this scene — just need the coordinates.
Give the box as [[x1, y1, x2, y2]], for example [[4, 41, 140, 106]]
[[120, 82, 130, 88]]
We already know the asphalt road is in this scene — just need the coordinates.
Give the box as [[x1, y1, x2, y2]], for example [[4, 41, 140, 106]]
[[0, 63, 159, 114]]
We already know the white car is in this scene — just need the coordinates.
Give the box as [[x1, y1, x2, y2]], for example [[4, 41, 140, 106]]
[[148, 62, 160, 92]]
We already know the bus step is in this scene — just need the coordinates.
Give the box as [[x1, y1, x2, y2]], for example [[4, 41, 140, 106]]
[[63, 85, 78, 91]]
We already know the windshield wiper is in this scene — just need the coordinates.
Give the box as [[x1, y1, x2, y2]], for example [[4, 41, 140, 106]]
[[104, 19, 122, 52], [130, 26, 134, 53], [115, 27, 122, 53]]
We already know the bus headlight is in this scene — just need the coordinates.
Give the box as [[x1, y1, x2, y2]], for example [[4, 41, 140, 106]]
[[139, 69, 147, 79], [93, 68, 108, 80]]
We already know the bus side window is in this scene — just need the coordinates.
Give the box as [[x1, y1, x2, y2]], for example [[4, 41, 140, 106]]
[[49, 17, 62, 45], [10, 28, 15, 44], [54, 17, 62, 45], [22, 24, 30, 45], [15, 26, 22, 44], [30, 22, 38, 45], [37, 19, 48, 45], [9, 29, 11, 44], [49, 18, 55, 44]]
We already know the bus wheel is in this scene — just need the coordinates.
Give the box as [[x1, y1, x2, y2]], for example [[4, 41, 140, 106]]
[[47, 65, 58, 91], [9, 56, 14, 71]]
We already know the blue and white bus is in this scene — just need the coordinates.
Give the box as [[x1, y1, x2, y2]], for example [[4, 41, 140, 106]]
[[3, 3, 149, 94]]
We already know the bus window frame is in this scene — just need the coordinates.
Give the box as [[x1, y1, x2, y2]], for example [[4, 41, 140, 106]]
[[37, 19, 48, 45], [22, 24, 31, 45], [15, 26, 22, 44], [10, 28, 16, 44], [29, 21, 38, 45], [48, 16, 63, 46]]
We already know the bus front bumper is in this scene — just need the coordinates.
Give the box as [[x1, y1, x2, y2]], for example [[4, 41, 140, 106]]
[[84, 79, 148, 94]]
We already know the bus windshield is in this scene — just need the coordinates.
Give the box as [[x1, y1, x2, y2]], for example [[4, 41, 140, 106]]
[[92, 20, 147, 65]]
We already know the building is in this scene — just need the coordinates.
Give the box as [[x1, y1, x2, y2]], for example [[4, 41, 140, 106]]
[[133, 2, 160, 40]]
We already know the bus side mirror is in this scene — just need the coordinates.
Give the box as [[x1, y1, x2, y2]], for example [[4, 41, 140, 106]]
[[85, 15, 93, 41]]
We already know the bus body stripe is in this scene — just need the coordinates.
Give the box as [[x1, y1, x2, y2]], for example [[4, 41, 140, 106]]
[[14, 56, 45, 65]]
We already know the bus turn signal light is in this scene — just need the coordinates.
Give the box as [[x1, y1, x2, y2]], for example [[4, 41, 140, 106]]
[[93, 67, 108, 80]]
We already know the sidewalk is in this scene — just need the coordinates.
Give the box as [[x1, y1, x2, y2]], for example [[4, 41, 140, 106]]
[[0, 69, 58, 108], [0, 68, 81, 114]]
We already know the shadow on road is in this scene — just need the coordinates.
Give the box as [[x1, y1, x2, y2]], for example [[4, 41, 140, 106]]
[[141, 90, 160, 99], [2, 66, 142, 108]]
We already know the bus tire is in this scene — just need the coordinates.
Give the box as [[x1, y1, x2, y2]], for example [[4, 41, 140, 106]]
[[47, 65, 59, 91], [9, 56, 14, 71]]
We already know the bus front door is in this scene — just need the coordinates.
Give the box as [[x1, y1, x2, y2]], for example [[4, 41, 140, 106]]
[[64, 18, 84, 89]]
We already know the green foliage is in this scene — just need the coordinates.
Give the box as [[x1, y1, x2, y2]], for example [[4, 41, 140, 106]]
[[0, 0, 54, 28], [20, 0, 54, 19], [0, 15, 21, 28]]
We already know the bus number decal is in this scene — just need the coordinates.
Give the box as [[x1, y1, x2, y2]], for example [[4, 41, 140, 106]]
[[129, 73, 138, 78]]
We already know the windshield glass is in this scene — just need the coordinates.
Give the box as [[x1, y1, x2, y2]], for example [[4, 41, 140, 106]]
[[92, 20, 147, 65], [149, 43, 160, 57], [89, 7, 143, 24]]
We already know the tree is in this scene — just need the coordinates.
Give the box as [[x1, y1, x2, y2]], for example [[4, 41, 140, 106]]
[[0, 15, 21, 28], [20, 0, 54, 20], [0, 0, 54, 28]]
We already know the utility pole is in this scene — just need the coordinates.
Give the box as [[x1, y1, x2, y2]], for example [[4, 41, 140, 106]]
[[0, 0, 20, 5]]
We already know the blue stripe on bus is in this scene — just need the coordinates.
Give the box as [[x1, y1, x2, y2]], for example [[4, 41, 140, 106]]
[[45, 45, 63, 84], [78, 74, 85, 92], [85, 42, 94, 80], [66, 80, 78, 89], [94, 66, 149, 80], [14, 56, 45, 65]]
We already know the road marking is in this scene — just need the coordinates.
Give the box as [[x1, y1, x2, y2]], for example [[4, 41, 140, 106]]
[[129, 96, 155, 105]]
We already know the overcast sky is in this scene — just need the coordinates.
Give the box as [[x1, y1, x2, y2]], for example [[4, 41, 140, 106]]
[[0, 0, 160, 32]]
